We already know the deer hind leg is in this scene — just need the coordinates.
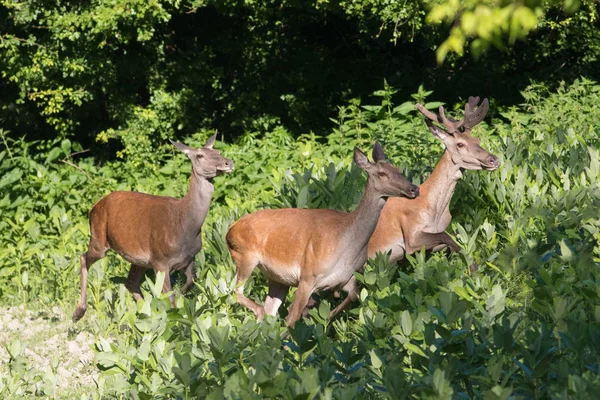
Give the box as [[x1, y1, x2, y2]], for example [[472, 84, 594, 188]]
[[329, 276, 358, 319], [263, 280, 289, 317], [231, 250, 264, 320], [125, 264, 146, 302], [72, 238, 108, 322], [181, 261, 196, 294]]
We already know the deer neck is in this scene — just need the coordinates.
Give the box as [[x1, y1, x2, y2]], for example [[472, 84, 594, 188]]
[[346, 180, 387, 249], [419, 150, 462, 229], [181, 173, 215, 234]]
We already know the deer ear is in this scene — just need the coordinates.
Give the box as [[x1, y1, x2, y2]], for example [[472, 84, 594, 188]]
[[170, 139, 192, 155], [372, 141, 386, 162], [425, 120, 449, 141], [204, 133, 217, 149], [354, 147, 370, 169]]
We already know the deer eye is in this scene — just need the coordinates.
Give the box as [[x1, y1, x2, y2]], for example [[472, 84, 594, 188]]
[[457, 142, 465, 149], [196, 154, 204, 159], [378, 171, 387, 178]]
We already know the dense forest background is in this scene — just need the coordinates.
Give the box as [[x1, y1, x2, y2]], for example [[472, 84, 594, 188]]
[[1, 0, 599, 155]]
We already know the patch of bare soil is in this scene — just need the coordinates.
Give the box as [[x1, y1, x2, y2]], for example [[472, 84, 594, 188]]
[[0, 305, 98, 397]]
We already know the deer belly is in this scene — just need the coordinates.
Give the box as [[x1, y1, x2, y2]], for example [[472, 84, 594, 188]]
[[317, 269, 354, 291], [119, 252, 152, 268], [258, 262, 301, 287], [314, 259, 359, 291]]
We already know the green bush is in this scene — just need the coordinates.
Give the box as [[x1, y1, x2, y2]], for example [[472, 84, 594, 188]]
[[1, 79, 599, 398]]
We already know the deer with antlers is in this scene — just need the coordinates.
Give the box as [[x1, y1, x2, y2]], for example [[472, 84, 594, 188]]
[[368, 96, 499, 262], [304, 97, 499, 317]]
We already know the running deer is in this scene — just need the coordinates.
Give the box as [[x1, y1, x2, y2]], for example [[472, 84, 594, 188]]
[[226, 142, 419, 327], [368, 96, 499, 262], [72, 134, 234, 322]]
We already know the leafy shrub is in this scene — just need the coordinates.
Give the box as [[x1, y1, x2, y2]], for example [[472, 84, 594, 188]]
[[1, 79, 599, 398]]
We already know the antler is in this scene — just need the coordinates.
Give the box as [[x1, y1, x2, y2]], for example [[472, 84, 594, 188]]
[[463, 96, 489, 129], [415, 96, 489, 133]]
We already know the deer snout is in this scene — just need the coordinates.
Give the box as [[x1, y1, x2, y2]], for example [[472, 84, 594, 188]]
[[220, 159, 235, 172], [407, 184, 420, 199], [486, 155, 499, 170]]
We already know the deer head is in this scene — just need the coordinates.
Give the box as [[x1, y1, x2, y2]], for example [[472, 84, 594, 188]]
[[170, 134, 234, 179], [354, 142, 419, 199], [415, 97, 499, 171]]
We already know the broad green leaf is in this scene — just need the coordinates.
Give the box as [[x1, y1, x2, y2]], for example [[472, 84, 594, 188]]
[[151, 271, 166, 298], [559, 240, 573, 261], [95, 352, 121, 370], [453, 286, 473, 301], [0, 169, 22, 189], [364, 271, 377, 286], [401, 310, 412, 336], [404, 342, 427, 358], [46, 147, 62, 164], [447, 301, 468, 324], [370, 350, 382, 369], [138, 338, 151, 362], [61, 139, 71, 154], [318, 300, 330, 320], [297, 185, 309, 208]]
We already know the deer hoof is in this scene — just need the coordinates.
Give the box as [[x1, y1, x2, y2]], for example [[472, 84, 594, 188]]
[[72, 306, 87, 322]]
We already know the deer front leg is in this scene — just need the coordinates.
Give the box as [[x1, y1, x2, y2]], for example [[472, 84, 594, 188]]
[[181, 261, 196, 294], [407, 231, 461, 254], [125, 264, 146, 302], [286, 281, 315, 327], [302, 293, 321, 318]]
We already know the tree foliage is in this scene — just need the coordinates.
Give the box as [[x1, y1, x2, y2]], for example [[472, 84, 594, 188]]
[[1, 0, 599, 155], [426, 0, 597, 62]]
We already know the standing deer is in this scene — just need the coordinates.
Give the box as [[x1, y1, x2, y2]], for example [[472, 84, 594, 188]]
[[368, 96, 499, 262], [72, 134, 234, 322], [226, 142, 419, 327]]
